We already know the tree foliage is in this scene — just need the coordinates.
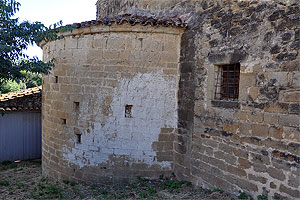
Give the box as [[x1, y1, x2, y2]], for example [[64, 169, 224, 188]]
[[0, 71, 42, 94], [0, 0, 53, 84]]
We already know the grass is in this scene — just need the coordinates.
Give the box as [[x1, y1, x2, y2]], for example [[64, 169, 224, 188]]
[[1, 160, 12, 166], [238, 192, 249, 199], [0, 161, 27, 171], [257, 195, 268, 200], [0, 180, 9, 186], [63, 180, 77, 187], [213, 188, 224, 193], [0, 161, 237, 199]]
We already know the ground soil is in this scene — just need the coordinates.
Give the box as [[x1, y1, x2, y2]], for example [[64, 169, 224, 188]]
[[0, 160, 240, 200]]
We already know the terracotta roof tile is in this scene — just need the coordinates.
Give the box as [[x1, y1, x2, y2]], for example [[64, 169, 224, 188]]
[[68, 14, 188, 29], [0, 86, 42, 112]]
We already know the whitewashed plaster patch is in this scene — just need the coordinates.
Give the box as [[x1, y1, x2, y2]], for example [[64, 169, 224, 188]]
[[63, 70, 179, 169]]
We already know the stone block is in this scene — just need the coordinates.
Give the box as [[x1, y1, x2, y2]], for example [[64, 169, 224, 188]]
[[204, 146, 214, 156], [158, 133, 175, 141], [279, 114, 300, 127], [103, 50, 120, 60], [87, 49, 103, 63], [264, 103, 289, 114], [251, 153, 270, 165], [78, 35, 93, 49], [223, 122, 239, 134], [238, 158, 251, 169], [267, 72, 290, 87], [264, 113, 279, 125], [288, 174, 300, 188], [239, 123, 251, 135], [240, 73, 257, 87], [279, 90, 300, 103], [236, 178, 258, 192], [156, 151, 173, 162], [234, 111, 250, 121], [267, 167, 286, 181], [174, 142, 187, 154], [228, 165, 247, 177], [204, 155, 228, 172], [219, 143, 234, 154], [65, 37, 78, 49], [283, 127, 300, 142], [292, 72, 300, 88], [106, 38, 125, 50], [251, 124, 269, 137], [191, 159, 212, 173], [174, 152, 185, 166], [233, 148, 249, 159], [248, 174, 267, 184], [248, 87, 259, 100], [269, 126, 283, 139], [288, 103, 300, 115], [202, 138, 219, 148], [92, 37, 107, 49], [279, 184, 300, 198], [248, 112, 264, 123]]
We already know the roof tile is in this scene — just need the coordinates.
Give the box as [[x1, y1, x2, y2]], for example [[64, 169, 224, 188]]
[[67, 14, 188, 29], [0, 86, 42, 112]]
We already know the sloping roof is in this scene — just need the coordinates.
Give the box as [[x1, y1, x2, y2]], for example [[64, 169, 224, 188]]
[[0, 86, 42, 112], [70, 14, 188, 29]]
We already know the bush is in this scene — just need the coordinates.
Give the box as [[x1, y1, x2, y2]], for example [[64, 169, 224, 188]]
[[0, 80, 26, 94], [0, 71, 42, 94]]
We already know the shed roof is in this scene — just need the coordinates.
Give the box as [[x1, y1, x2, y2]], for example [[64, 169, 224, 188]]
[[0, 86, 42, 112]]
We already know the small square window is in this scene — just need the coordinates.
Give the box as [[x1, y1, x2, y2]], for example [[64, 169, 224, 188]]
[[214, 63, 240, 101], [61, 118, 67, 125], [125, 105, 133, 118]]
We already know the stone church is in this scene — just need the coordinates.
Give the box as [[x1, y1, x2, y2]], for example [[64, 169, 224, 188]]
[[40, 0, 299, 199]]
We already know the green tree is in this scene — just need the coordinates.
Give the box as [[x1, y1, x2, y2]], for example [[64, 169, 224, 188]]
[[0, 79, 26, 94], [0, 71, 42, 94], [0, 0, 52, 84]]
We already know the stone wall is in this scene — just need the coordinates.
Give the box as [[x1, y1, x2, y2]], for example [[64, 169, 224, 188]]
[[41, 24, 183, 184], [185, 2, 299, 199], [95, 0, 300, 199]]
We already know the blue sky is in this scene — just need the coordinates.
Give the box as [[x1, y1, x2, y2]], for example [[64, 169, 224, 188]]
[[16, 0, 97, 58]]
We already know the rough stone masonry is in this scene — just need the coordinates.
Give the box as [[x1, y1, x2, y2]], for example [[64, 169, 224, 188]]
[[41, 23, 184, 184], [41, 0, 299, 199]]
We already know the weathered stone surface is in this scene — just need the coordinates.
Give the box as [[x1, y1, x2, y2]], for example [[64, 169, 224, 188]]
[[251, 124, 269, 138], [279, 114, 300, 127], [267, 167, 286, 181], [41, 1, 300, 199], [279, 184, 300, 198], [42, 24, 183, 184], [248, 174, 267, 184]]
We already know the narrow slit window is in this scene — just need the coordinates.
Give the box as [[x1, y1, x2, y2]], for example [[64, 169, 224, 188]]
[[76, 134, 82, 144], [215, 63, 240, 101], [55, 76, 58, 83], [74, 102, 80, 113]]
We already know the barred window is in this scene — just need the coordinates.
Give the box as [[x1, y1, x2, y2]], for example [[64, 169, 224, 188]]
[[214, 63, 240, 101]]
